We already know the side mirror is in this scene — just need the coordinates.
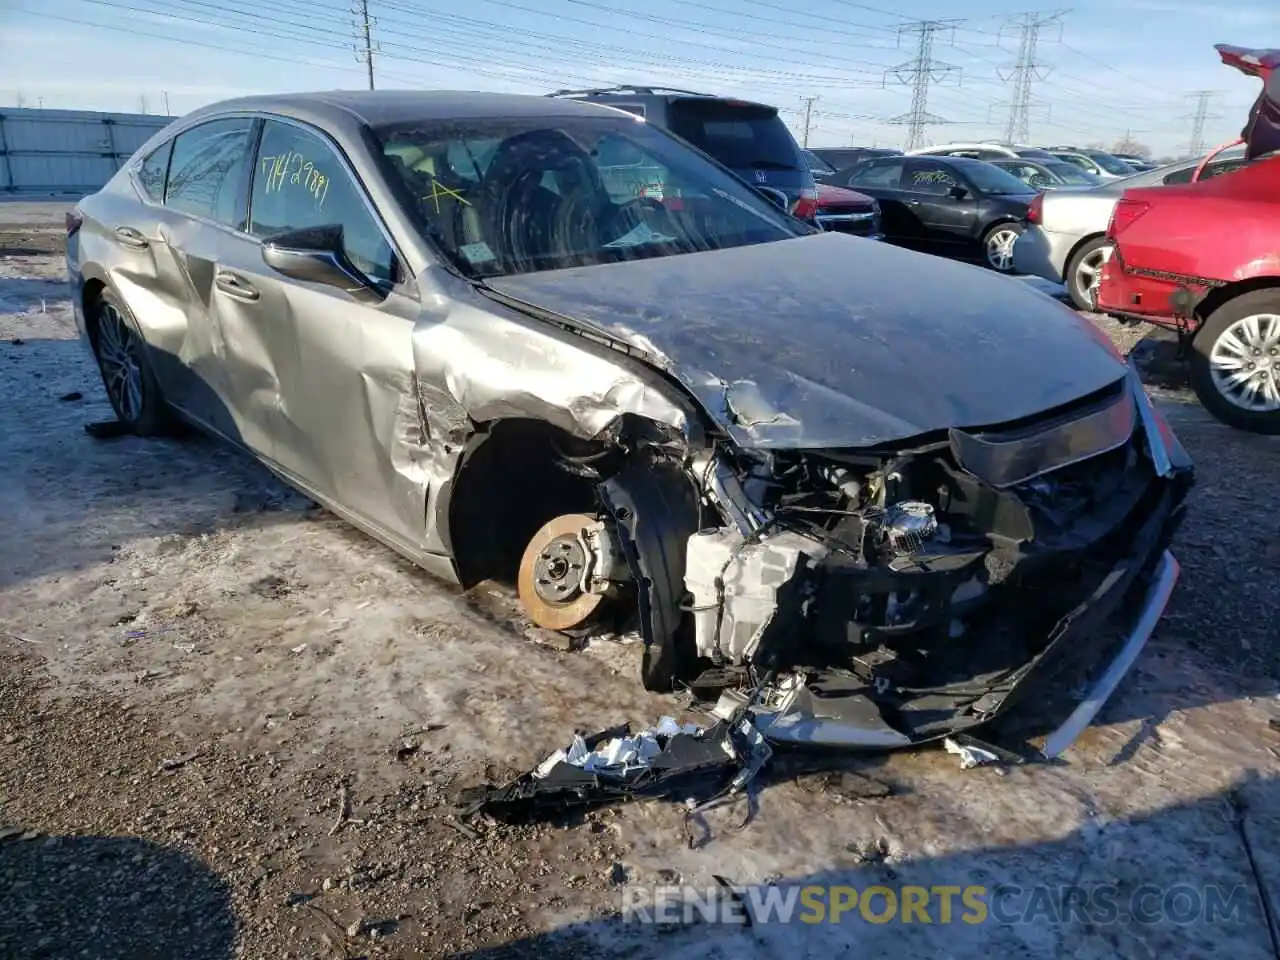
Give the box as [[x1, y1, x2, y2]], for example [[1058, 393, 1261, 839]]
[[948, 185, 969, 200], [261, 224, 384, 302], [753, 185, 790, 211]]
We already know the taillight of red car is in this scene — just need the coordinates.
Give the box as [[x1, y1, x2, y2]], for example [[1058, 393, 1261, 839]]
[[1106, 198, 1150, 239], [65, 210, 83, 237], [791, 184, 820, 220], [1026, 192, 1044, 225]]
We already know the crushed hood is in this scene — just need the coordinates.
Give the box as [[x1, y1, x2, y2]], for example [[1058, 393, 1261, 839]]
[[1217, 44, 1280, 160], [485, 232, 1127, 449]]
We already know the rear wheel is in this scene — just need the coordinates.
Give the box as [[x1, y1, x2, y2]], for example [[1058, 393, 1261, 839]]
[[983, 222, 1023, 273], [1065, 237, 1112, 311], [1189, 290, 1280, 434], [89, 289, 171, 435]]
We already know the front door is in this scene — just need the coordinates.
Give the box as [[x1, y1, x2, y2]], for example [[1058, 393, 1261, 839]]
[[208, 118, 427, 546], [900, 160, 979, 254]]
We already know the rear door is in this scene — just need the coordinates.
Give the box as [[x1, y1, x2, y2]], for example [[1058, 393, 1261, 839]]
[[666, 99, 809, 206], [844, 158, 910, 242], [136, 117, 257, 441]]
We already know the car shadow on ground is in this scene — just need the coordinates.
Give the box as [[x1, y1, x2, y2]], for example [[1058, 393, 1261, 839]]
[[0, 336, 316, 591], [449, 772, 1280, 959], [0, 833, 238, 959]]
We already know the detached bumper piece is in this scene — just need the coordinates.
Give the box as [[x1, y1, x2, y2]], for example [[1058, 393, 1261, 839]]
[[457, 714, 771, 824]]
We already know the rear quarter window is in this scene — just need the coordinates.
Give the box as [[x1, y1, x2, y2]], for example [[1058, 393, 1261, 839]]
[[136, 141, 172, 203]]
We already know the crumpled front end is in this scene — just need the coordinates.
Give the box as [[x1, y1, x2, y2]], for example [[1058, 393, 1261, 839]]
[[589, 370, 1192, 755]]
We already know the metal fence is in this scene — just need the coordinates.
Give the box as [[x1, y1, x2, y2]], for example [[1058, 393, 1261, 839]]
[[0, 108, 176, 196]]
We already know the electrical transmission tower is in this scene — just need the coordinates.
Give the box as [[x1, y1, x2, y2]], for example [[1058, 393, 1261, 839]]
[[353, 0, 377, 90], [885, 20, 963, 151], [998, 10, 1066, 143], [1183, 91, 1222, 156]]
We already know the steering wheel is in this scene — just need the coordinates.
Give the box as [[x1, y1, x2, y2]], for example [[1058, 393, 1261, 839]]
[[611, 196, 675, 237]]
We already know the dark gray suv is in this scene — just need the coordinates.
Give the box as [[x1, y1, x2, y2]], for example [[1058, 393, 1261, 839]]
[[547, 85, 820, 219]]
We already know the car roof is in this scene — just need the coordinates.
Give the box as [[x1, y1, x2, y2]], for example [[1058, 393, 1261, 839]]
[[549, 87, 776, 111], [181, 90, 619, 129]]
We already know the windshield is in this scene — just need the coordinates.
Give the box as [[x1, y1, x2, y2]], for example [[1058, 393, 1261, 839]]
[[1083, 150, 1135, 175], [667, 100, 802, 171], [1043, 161, 1099, 185], [953, 159, 1035, 195], [376, 116, 803, 279]]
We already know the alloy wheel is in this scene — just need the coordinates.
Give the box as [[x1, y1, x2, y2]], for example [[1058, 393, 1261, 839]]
[[96, 301, 144, 422], [1074, 245, 1111, 308], [1208, 312, 1280, 413], [985, 228, 1020, 272]]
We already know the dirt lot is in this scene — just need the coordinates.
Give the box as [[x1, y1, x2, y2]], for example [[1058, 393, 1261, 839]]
[[3, 200, 1280, 959]]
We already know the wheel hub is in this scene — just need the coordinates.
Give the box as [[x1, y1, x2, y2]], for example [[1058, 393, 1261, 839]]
[[517, 513, 610, 631], [531, 535, 588, 604]]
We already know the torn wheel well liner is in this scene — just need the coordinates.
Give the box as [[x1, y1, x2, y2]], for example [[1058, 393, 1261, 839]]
[[598, 460, 701, 685], [446, 418, 606, 588]]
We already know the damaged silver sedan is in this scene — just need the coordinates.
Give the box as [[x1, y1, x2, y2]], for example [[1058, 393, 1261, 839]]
[[67, 91, 1192, 754]]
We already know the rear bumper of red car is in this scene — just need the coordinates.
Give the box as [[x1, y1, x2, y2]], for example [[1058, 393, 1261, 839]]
[[1096, 249, 1208, 329]]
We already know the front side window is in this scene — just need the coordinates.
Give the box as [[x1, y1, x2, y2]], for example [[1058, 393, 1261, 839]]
[[848, 159, 904, 187], [165, 118, 254, 228], [376, 115, 801, 278], [136, 141, 172, 203], [954, 159, 1036, 195], [249, 120, 395, 285]]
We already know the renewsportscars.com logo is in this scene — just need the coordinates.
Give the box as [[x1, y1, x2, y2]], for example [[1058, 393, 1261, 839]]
[[622, 881, 1253, 927]]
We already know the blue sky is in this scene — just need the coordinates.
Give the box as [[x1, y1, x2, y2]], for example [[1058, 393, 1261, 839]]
[[0, 0, 1272, 156]]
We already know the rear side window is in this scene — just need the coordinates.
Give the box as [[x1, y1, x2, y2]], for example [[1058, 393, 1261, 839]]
[[249, 119, 395, 285], [136, 141, 171, 203], [165, 118, 254, 228], [668, 100, 801, 171], [849, 159, 904, 187]]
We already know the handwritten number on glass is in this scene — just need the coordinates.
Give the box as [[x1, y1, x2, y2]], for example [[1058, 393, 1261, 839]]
[[260, 152, 330, 209]]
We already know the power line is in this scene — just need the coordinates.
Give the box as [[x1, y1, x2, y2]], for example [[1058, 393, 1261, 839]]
[[997, 9, 1065, 143], [1182, 90, 1223, 156], [885, 19, 963, 150]]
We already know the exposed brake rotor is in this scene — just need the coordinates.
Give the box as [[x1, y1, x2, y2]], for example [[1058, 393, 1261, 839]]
[[517, 513, 609, 632]]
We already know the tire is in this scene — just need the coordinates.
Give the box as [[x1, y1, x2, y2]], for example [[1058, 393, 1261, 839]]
[[89, 288, 172, 436], [982, 222, 1023, 274], [1188, 289, 1280, 434], [1065, 237, 1112, 312]]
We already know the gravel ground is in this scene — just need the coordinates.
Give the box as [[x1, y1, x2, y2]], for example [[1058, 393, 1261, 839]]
[[3, 203, 1280, 959]]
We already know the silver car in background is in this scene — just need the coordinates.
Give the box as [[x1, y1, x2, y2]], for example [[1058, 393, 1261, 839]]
[[1013, 149, 1251, 310]]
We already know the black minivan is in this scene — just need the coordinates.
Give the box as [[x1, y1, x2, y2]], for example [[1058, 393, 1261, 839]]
[[547, 85, 820, 220]]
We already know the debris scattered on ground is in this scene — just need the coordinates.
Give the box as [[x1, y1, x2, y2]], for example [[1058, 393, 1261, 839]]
[[58, 391, 82, 402], [944, 736, 1000, 770], [329, 780, 351, 836], [459, 713, 768, 825], [83, 419, 129, 439], [156, 750, 205, 773]]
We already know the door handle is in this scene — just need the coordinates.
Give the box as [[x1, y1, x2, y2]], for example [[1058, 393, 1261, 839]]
[[905, 199, 922, 206], [214, 271, 260, 302], [114, 226, 149, 249]]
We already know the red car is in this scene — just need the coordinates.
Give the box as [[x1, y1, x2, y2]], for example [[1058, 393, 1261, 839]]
[[1097, 44, 1280, 433], [813, 182, 882, 239]]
